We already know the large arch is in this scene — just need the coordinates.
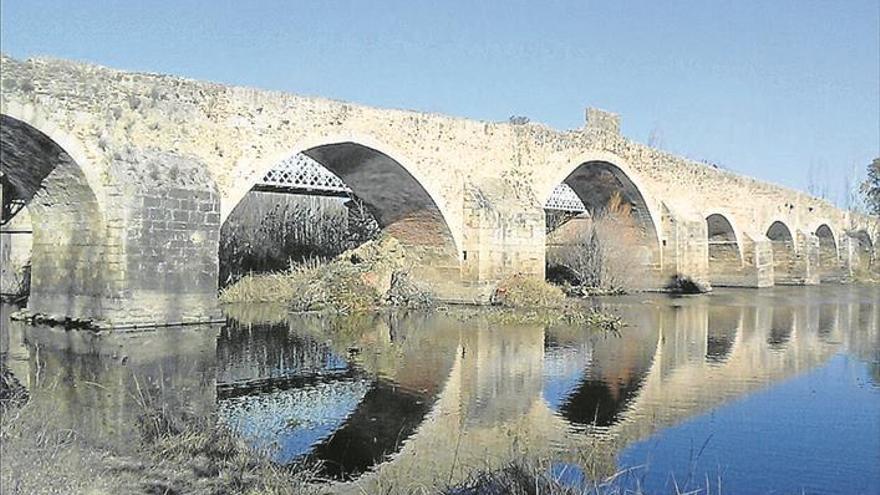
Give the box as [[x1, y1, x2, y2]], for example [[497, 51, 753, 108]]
[[223, 133, 462, 256], [0, 114, 106, 318], [766, 220, 795, 285], [814, 224, 839, 282], [705, 213, 742, 286], [222, 138, 461, 290], [542, 155, 662, 289]]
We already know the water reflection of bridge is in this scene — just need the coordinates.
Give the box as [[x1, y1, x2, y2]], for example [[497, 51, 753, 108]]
[[3, 287, 877, 491], [208, 288, 880, 489]]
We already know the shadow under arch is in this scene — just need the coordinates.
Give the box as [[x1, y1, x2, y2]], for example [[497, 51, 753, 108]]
[[1, 114, 106, 318], [706, 213, 742, 286], [221, 138, 462, 288], [542, 156, 662, 289], [815, 224, 839, 281], [766, 220, 796, 285]]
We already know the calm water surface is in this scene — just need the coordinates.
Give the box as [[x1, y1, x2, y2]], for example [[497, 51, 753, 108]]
[[2, 286, 878, 494]]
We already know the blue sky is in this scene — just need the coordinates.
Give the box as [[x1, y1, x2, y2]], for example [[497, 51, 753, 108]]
[[2, 1, 877, 205]]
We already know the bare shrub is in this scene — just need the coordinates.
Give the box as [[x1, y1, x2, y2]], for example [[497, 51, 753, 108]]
[[548, 193, 645, 293]]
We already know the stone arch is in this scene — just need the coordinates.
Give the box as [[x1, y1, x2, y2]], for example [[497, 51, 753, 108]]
[[0, 101, 107, 209], [223, 136, 462, 290], [539, 151, 662, 244], [223, 133, 462, 257], [705, 213, 742, 286], [814, 224, 839, 281], [0, 113, 106, 318], [766, 220, 796, 285], [848, 229, 874, 274], [541, 152, 662, 288]]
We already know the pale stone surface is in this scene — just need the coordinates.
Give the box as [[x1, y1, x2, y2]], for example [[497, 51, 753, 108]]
[[0, 54, 877, 325]]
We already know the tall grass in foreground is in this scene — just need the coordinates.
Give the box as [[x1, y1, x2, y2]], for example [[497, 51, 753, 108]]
[[0, 365, 319, 495]]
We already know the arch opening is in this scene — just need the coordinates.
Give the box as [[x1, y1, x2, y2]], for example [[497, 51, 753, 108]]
[[848, 230, 874, 276], [705, 214, 742, 286], [815, 224, 839, 281], [766, 221, 795, 285], [544, 161, 660, 291], [0, 114, 105, 316], [221, 142, 459, 294]]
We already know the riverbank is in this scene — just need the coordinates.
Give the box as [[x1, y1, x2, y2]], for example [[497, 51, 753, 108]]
[[218, 235, 629, 332], [0, 383, 660, 495], [0, 384, 320, 495]]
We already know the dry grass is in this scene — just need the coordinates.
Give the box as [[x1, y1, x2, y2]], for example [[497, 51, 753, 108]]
[[220, 235, 437, 312], [0, 370, 320, 495], [493, 274, 566, 308]]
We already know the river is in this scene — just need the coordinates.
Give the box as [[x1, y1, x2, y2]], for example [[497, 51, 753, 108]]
[[1, 286, 878, 494]]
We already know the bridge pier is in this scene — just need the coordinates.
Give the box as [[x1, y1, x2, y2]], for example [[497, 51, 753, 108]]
[[96, 150, 222, 327], [841, 232, 875, 279], [710, 232, 774, 287], [458, 180, 545, 302], [18, 150, 222, 328], [774, 231, 820, 286], [659, 203, 710, 290]]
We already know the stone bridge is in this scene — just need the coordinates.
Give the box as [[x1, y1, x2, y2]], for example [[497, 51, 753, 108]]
[[1, 55, 878, 326]]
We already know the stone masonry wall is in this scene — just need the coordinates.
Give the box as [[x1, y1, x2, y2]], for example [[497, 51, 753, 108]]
[[0, 55, 878, 323]]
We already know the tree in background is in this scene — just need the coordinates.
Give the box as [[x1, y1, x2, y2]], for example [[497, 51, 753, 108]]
[[861, 158, 880, 215]]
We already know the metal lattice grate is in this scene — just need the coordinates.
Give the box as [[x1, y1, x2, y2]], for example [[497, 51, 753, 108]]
[[544, 183, 586, 212], [259, 153, 351, 194]]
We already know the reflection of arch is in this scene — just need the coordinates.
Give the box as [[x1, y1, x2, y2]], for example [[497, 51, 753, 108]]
[[224, 134, 462, 258], [706, 306, 741, 363], [766, 220, 795, 284], [814, 224, 839, 280], [557, 372, 647, 428], [548, 322, 659, 428], [0, 114, 105, 316], [309, 380, 434, 480], [767, 306, 794, 350], [706, 213, 742, 284]]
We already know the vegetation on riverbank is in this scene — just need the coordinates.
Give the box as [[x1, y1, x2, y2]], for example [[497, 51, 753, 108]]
[[219, 234, 626, 330], [546, 193, 644, 296], [220, 235, 433, 312], [0, 370, 320, 495]]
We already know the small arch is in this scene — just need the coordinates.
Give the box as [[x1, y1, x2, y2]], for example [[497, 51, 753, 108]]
[[706, 213, 742, 286], [848, 229, 875, 274], [814, 224, 839, 281], [766, 220, 796, 285]]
